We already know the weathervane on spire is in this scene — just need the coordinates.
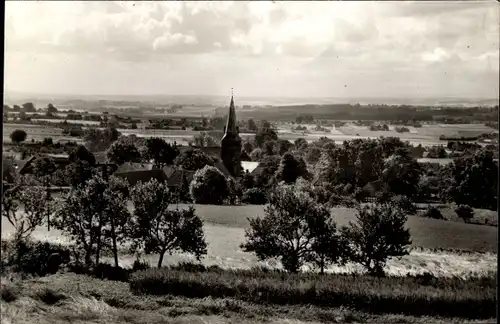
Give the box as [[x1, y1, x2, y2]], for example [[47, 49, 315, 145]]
[[231, 88, 234, 97]]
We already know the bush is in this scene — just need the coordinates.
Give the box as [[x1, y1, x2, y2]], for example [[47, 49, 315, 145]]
[[455, 205, 474, 223], [241, 188, 267, 205], [390, 195, 417, 215], [92, 263, 130, 282], [1, 240, 71, 276], [35, 288, 66, 305], [422, 206, 445, 220], [132, 259, 151, 272], [328, 194, 357, 208], [0, 284, 19, 302], [170, 261, 208, 273], [129, 267, 496, 319]]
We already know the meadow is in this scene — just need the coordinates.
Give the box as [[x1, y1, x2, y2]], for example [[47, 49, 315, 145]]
[[4, 119, 497, 150], [2, 204, 497, 278], [2, 273, 490, 324], [2, 123, 83, 144]]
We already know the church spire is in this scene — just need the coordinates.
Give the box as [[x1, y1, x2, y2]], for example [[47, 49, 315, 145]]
[[220, 89, 242, 177], [224, 89, 237, 135]]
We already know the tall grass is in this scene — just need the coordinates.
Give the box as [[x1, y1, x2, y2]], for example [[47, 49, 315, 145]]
[[130, 265, 496, 319]]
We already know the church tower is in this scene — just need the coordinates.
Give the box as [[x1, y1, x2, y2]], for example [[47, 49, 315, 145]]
[[220, 92, 242, 177]]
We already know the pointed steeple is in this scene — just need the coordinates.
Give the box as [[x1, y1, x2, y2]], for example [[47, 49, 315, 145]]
[[225, 91, 237, 135], [220, 89, 242, 178]]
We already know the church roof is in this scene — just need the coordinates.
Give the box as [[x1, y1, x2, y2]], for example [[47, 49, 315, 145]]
[[224, 95, 238, 135]]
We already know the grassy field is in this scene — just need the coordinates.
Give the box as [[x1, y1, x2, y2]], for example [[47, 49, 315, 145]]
[[129, 265, 496, 319], [2, 273, 490, 324], [4, 121, 497, 148], [3, 123, 82, 144], [2, 204, 497, 278]]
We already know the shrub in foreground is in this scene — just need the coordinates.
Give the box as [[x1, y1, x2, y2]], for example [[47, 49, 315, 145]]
[[455, 205, 474, 223], [422, 206, 445, 220], [129, 267, 496, 319], [1, 239, 71, 276]]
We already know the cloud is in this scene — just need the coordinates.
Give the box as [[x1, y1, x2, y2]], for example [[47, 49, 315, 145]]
[[4, 1, 499, 98]]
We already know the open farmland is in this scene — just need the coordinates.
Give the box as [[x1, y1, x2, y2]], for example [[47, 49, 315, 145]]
[[2, 204, 497, 278], [31, 119, 101, 126], [2, 123, 83, 144]]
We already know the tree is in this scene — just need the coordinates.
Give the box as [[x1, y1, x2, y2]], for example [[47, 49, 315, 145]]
[[32, 157, 57, 179], [255, 155, 280, 188], [241, 188, 267, 205], [192, 132, 218, 147], [145, 138, 179, 166], [32, 157, 57, 230], [65, 161, 96, 188], [22, 102, 36, 112], [130, 179, 207, 267], [378, 137, 408, 158], [69, 145, 96, 166], [174, 148, 214, 171], [190, 165, 229, 205], [43, 137, 53, 146], [294, 138, 308, 151], [449, 150, 498, 211], [176, 173, 192, 203], [10, 129, 27, 144], [243, 141, 254, 154], [277, 139, 293, 155], [47, 104, 58, 113], [227, 177, 243, 205], [2, 184, 50, 242], [275, 153, 309, 184], [83, 127, 120, 152], [241, 183, 343, 273], [106, 176, 133, 267], [305, 146, 322, 164], [382, 151, 422, 197], [249, 148, 263, 161], [239, 172, 255, 190], [255, 127, 278, 148], [247, 119, 258, 132], [106, 139, 142, 165], [54, 174, 130, 267], [340, 203, 411, 276], [427, 146, 448, 158]]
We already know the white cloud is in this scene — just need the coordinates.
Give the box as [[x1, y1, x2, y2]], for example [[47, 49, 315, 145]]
[[422, 48, 452, 63], [4, 1, 499, 98]]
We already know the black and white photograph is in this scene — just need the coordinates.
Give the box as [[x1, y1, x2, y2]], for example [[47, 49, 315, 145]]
[[1, 1, 498, 323]]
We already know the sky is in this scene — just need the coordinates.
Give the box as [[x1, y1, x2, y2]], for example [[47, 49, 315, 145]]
[[4, 1, 499, 99]]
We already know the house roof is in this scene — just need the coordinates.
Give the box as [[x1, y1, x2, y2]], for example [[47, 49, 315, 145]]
[[93, 151, 108, 164], [114, 169, 167, 186], [17, 156, 37, 174], [214, 160, 231, 177], [249, 164, 264, 177], [242, 161, 260, 174], [114, 163, 154, 174]]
